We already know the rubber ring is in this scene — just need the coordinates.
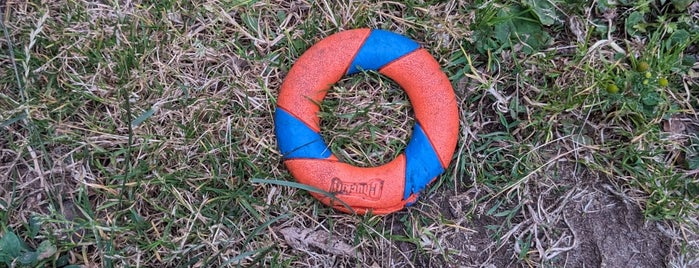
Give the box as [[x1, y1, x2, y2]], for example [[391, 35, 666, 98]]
[[275, 29, 459, 215]]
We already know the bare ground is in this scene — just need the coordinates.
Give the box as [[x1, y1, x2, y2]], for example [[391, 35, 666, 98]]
[[271, 162, 692, 267], [376, 162, 687, 267]]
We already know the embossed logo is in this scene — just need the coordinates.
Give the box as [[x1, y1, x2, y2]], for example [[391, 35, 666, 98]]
[[329, 178, 384, 200]]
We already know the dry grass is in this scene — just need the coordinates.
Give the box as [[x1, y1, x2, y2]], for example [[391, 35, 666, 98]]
[[321, 72, 414, 167], [1, 0, 698, 267]]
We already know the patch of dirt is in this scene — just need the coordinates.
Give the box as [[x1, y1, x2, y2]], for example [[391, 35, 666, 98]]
[[385, 208, 515, 267], [557, 190, 671, 267], [418, 163, 673, 267], [434, 189, 517, 267]]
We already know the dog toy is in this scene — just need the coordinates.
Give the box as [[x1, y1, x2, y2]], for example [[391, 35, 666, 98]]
[[275, 29, 458, 214]]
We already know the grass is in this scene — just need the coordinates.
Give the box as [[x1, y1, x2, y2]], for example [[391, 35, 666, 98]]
[[0, 0, 697, 267], [320, 71, 412, 167]]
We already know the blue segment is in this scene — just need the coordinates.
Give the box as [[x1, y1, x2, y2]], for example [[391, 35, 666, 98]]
[[274, 108, 332, 159], [347, 29, 419, 74], [403, 123, 445, 199]]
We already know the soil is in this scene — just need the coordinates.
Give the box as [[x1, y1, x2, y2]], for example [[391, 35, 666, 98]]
[[558, 193, 670, 267], [401, 164, 674, 267]]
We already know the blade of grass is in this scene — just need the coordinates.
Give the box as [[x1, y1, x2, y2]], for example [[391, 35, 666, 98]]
[[250, 178, 355, 214], [0, 11, 23, 97], [131, 105, 157, 127], [221, 245, 273, 266]]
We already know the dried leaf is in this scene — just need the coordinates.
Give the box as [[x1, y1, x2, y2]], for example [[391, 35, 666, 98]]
[[663, 118, 686, 134], [568, 16, 585, 44], [278, 227, 355, 257]]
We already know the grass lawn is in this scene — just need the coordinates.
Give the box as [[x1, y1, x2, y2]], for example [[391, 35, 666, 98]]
[[1, 0, 698, 267]]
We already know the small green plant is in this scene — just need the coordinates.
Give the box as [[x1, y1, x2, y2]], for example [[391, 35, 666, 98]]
[[0, 229, 59, 267], [470, 2, 555, 56], [589, 3, 698, 219]]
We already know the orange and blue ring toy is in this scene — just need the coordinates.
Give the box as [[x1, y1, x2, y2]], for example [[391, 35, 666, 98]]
[[275, 28, 459, 215]]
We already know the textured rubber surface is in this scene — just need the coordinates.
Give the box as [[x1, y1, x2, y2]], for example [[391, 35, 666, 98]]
[[274, 107, 332, 159], [347, 29, 419, 75], [285, 156, 408, 215], [403, 123, 444, 199], [275, 29, 459, 215], [276, 29, 371, 132], [379, 49, 459, 168]]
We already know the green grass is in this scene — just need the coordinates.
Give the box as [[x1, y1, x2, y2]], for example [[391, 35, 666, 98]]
[[1, 0, 698, 267], [320, 71, 413, 167]]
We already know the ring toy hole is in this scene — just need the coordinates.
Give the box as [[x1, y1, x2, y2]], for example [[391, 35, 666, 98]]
[[319, 71, 414, 167]]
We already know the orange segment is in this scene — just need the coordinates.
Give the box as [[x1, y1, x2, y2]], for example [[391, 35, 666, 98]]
[[277, 29, 371, 132], [284, 155, 407, 214]]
